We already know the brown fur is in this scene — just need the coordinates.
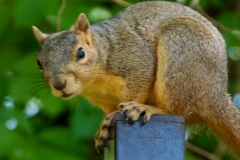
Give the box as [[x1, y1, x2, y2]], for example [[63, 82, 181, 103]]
[[32, 1, 240, 156]]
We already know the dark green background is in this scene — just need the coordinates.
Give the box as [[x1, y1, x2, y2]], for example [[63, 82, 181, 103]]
[[0, 0, 239, 159]]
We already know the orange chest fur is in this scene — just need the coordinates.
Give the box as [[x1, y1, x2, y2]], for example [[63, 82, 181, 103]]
[[81, 74, 127, 111]]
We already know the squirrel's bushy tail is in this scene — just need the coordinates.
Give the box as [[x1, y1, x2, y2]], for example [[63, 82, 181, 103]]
[[206, 95, 240, 157]]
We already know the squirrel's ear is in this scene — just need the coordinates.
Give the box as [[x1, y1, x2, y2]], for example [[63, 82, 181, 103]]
[[32, 26, 49, 44], [73, 13, 90, 34]]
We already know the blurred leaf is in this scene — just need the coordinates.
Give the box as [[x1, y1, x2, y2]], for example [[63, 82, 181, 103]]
[[0, 121, 26, 157], [199, 0, 224, 10], [36, 145, 84, 160], [218, 12, 240, 29], [0, 4, 11, 37], [233, 94, 240, 108], [14, 0, 49, 28], [39, 127, 75, 149], [185, 150, 203, 160], [228, 46, 240, 61], [0, 73, 9, 100], [211, 0, 224, 8], [40, 95, 66, 118], [232, 30, 240, 40], [45, 15, 57, 28], [188, 128, 218, 153], [70, 98, 103, 140], [9, 144, 84, 160], [88, 6, 112, 22], [0, 108, 32, 136]]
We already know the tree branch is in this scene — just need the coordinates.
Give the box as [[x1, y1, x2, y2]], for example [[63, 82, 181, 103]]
[[189, 0, 234, 33], [112, 0, 132, 7], [57, 0, 66, 32], [186, 142, 221, 160]]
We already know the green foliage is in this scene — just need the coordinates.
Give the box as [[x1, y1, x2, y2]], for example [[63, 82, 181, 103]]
[[0, 0, 239, 159]]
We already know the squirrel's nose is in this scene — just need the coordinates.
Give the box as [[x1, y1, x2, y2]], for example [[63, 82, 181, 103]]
[[51, 76, 67, 90]]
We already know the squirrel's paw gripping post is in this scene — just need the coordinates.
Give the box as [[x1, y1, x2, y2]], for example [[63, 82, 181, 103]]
[[95, 110, 120, 153], [95, 103, 166, 152], [117, 101, 166, 122]]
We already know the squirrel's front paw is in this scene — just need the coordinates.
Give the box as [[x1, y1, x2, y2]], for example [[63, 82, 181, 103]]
[[117, 101, 153, 122], [95, 111, 119, 153]]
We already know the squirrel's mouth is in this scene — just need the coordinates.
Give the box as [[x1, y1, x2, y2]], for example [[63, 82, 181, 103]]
[[62, 93, 74, 99], [49, 76, 81, 99]]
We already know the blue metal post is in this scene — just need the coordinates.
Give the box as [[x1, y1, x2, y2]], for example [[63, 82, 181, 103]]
[[105, 113, 185, 160]]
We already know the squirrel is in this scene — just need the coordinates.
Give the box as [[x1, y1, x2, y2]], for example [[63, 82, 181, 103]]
[[32, 1, 240, 156]]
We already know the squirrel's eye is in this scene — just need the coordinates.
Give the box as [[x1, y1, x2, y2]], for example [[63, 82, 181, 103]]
[[77, 47, 85, 60], [37, 60, 43, 70]]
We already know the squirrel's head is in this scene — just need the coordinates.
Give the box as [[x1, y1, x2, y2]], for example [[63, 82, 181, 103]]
[[32, 14, 99, 99]]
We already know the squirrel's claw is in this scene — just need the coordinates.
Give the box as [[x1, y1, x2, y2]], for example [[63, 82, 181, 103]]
[[95, 139, 109, 153], [117, 101, 154, 122], [95, 141, 102, 153]]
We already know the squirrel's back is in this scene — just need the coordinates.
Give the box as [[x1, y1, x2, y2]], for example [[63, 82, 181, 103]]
[[91, 1, 225, 54]]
